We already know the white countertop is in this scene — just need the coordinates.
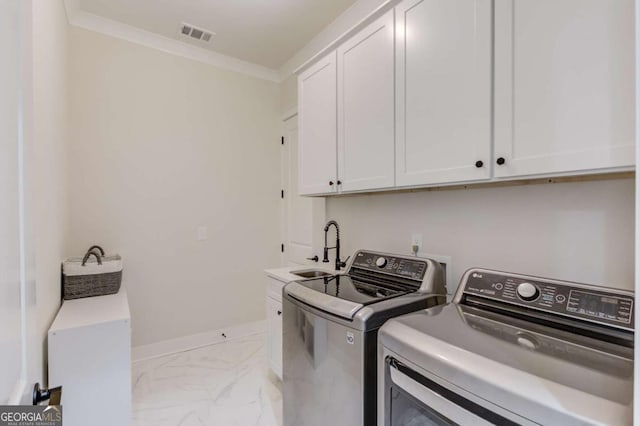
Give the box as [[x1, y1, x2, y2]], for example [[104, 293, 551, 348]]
[[264, 264, 344, 283], [49, 287, 131, 332]]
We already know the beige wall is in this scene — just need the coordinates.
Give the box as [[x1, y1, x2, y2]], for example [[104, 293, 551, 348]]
[[68, 28, 281, 346], [31, 0, 71, 385], [327, 178, 635, 291]]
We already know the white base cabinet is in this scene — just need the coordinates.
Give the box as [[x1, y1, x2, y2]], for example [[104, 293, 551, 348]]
[[48, 289, 131, 426], [265, 277, 286, 379]]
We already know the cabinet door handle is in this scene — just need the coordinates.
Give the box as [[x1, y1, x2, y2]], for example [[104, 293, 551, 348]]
[[496, 157, 506, 165], [475, 160, 483, 168], [329, 180, 334, 186], [337, 180, 342, 185], [277, 310, 282, 316]]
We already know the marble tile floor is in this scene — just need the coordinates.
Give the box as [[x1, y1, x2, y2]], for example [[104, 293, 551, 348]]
[[132, 333, 282, 426]]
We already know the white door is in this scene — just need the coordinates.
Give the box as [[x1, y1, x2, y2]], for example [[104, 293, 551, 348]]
[[395, 0, 492, 187], [281, 115, 326, 266], [1, 0, 34, 405], [494, 0, 636, 178], [337, 10, 395, 192], [298, 52, 338, 195]]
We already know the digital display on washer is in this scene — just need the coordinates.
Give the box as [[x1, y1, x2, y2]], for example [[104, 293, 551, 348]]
[[566, 290, 633, 325], [396, 260, 426, 279]]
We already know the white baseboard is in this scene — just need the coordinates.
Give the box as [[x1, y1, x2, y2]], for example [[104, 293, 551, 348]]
[[132, 320, 266, 362]]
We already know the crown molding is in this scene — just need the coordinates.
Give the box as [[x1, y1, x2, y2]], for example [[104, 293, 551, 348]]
[[281, 106, 298, 122], [63, 0, 282, 82]]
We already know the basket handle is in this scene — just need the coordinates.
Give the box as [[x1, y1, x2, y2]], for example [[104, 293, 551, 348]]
[[87, 245, 105, 257], [82, 251, 102, 266]]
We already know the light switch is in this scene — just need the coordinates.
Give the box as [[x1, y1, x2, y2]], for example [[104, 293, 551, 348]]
[[197, 226, 208, 241]]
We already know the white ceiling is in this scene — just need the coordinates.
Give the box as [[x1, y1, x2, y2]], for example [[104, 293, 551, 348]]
[[76, 0, 358, 70]]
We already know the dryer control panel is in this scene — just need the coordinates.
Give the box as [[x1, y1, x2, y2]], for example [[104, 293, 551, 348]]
[[457, 269, 634, 331]]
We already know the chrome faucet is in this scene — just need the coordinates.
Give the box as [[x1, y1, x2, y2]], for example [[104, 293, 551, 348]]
[[323, 220, 349, 271]]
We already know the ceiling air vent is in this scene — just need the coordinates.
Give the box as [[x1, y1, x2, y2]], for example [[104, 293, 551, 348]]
[[179, 23, 215, 43]]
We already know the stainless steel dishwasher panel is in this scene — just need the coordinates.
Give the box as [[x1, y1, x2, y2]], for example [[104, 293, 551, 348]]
[[283, 295, 364, 426]]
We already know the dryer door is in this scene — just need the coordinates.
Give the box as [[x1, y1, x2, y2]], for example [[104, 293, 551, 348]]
[[384, 356, 529, 426]]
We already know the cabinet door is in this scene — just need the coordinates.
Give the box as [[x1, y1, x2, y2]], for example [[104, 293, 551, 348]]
[[266, 296, 283, 379], [395, 0, 492, 187], [494, 0, 635, 178], [298, 52, 338, 195], [337, 10, 395, 192]]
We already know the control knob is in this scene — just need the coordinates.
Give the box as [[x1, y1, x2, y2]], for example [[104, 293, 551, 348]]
[[517, 282, 540, 301], [375, 257, 387, 268]]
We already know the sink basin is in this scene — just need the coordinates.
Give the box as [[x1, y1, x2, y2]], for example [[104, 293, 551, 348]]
[[292, 270, 333, 279]]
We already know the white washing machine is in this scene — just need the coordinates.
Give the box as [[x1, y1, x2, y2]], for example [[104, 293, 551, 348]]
[[379, 268, 634, 425]]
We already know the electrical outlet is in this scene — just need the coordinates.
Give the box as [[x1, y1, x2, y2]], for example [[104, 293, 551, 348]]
[[196, 226, 208, 241], [411, 234, 422, 253]]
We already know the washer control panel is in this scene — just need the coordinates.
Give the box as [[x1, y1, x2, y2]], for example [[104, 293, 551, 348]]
[[350, 251, 427, 281], [460, 269, 634, 330]]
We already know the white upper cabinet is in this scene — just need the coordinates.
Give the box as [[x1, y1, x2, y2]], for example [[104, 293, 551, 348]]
[[337, 10, 396, 192], [494, 0, 636, 178], [395, 0, 492, 187], [298, 52, 338, 195], [296, 0, 635, 196]]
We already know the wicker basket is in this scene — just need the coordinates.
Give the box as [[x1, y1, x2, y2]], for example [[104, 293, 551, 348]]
[[62, 245, 123, 300]]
